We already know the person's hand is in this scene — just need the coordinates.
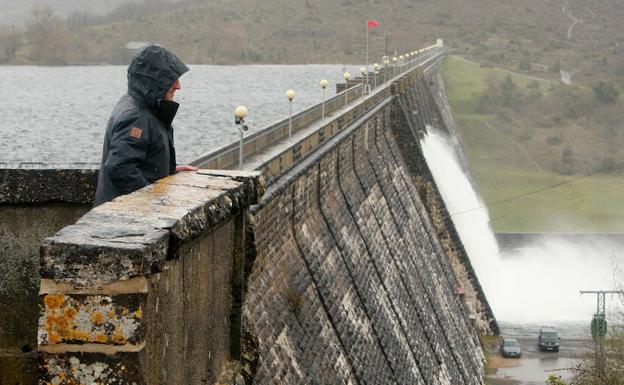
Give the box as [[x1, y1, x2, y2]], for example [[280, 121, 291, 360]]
[[175, 165, 198, 172]]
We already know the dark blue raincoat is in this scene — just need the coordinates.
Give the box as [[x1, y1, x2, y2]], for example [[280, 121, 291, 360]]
[[94, 45, 189, 206]]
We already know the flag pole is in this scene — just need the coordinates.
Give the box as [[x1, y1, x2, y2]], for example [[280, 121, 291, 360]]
[[365, 21, 369, 94]]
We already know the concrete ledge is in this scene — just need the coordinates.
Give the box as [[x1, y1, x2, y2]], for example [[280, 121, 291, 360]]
[[37, 169, 263, 385], [40, 170, 263, 287], [0, 169, 97, 204]]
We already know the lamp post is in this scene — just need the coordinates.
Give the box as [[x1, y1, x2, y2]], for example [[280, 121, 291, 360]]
[[399, 54, 404, 72], [384, 59, 389, 84], [320, 79, 328, 119], [286, 89, 296, 140], [392, 56, 398, 76], [343, 72, 351, 106], [360, 66, 368, 94], [234, 106, 248, 170], [373, 63, 380, 89]]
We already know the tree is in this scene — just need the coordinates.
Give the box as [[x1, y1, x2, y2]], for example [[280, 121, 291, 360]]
[[552, 59, 561, 74], [593, 81, 620, 105], [500, 75, 519, 108], [27, 6, 74, 65], [545, 374, 567, 385], [0, 26, 22, 63]]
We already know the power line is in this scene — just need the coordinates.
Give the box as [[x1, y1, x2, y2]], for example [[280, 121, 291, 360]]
[[450, 160, 624, 217]]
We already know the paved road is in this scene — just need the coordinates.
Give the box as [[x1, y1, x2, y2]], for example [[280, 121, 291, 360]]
[[486, 337, 591, 384]]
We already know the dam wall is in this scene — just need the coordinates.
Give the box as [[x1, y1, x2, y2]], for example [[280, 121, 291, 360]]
[[0, 42, 495, 385], [394, 67, 499, 335], [244, 89, 487, 383]]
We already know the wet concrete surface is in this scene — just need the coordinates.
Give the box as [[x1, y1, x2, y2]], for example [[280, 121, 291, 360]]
[[486, 337, 591, 384]]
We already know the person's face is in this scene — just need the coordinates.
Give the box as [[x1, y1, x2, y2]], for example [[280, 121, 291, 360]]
[[164, 79, 181, 101]]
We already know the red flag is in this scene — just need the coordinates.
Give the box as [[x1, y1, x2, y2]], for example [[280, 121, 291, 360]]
[[367, 19, 379, 29]]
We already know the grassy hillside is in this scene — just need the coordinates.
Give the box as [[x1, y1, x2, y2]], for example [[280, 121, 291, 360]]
[[3, 0, 624, 87], [442, 56, 624, 233]]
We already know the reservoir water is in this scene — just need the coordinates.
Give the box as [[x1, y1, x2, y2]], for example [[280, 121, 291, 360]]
[[0, 64, 364, 165]]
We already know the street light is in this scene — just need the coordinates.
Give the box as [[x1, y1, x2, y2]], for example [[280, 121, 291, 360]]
[[343, 72, 351, 106], [360, 67, 368, 94], [384, 59, 390, 84], [286, 89, 296, 140], [373, 63, 380, 89], [320, 79, 328, 119], [234, 106, 248, 170]]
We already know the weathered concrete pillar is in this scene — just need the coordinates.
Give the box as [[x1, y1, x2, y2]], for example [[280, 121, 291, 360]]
[[0, 169, 96, 384], [36, 170, 263, 385]]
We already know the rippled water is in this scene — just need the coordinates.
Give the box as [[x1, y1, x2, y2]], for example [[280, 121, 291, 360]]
[[1, 64, 363, 164]]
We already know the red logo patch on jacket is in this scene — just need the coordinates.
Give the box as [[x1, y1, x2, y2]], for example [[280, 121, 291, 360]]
[[130, 127, 143, 139]]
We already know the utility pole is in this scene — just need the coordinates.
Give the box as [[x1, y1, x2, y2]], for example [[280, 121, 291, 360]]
[[580, 290, 624, 377], [579, 290, 624, 333]]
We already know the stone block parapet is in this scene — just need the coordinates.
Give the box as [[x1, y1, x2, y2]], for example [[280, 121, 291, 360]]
[[36, 170, 263, 385]]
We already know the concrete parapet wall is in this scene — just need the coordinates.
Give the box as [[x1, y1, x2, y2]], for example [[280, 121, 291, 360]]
[[0, 169, 97, 385], [244, 85, 487, 384], [34, 170, 263, 385], [0, 169, 97, 204]]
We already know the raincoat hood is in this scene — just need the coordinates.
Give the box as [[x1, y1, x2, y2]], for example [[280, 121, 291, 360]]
[[127, 44, 189, 108]]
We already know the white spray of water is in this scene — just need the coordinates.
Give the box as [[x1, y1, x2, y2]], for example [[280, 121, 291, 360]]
[[421, 130, 620, 327]]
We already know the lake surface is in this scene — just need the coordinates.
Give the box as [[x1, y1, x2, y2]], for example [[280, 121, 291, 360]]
[[0, 64, 363, 165]]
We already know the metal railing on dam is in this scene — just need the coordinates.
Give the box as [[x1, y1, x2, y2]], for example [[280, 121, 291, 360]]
[[0, 40, 497, 385], [190, 43, 444, 179]]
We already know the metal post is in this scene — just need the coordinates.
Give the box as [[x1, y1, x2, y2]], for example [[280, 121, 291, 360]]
[[286, 89, 296, 140], [288, 101, 293, 140], [238, 126, 244, 169], [365, 23, 369, 94], [384, 62, 388, 85], [234, 106, 248, 170], [322, 88, 326, 119], [342, 72, 351, 107]]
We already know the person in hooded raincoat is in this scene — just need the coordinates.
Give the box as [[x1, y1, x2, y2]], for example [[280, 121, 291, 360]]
[[94, 44, 197, 206]]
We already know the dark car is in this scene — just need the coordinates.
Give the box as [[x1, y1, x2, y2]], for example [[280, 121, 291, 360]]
[[538, 326, 560, 352], [499, 337, 522, 358]]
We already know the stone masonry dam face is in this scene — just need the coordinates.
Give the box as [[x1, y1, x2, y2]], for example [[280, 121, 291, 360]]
[[244, 81, 488, 385], [0, 45, 496, 385]]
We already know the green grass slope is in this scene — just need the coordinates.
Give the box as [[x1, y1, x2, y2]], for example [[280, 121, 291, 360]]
[[442, 56, 624, 233]]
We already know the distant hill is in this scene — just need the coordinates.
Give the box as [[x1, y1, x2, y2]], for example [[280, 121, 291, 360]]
[[2, 0, 623, 86], [0, 0, 141, 25]]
